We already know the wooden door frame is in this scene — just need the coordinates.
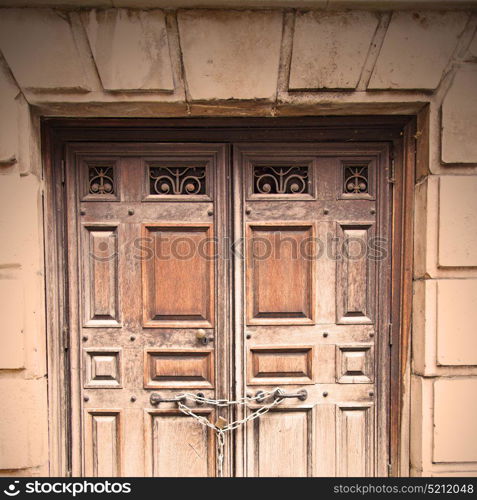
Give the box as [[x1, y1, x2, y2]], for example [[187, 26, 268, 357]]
[[42, 116, 415, 477]]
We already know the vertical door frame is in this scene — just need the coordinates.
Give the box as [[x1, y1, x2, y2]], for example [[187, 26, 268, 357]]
[[42, 116, 415, 477]]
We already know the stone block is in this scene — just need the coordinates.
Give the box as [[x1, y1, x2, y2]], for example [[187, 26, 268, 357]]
[[413, 277, 477, 377], [438, 176, 477, 267], [0, 63, 19, 165], [0, 170, 46, 377], [414, 175, 477, 279], [441, 65, 477, 164], [368, 11, 468, 89], [0, 8, 89, 91], [467, 33, 477, 60], [289, 11, 379, 90], [434, 378, 477, 463], [178, 10, 282, 100], [412, 279, 431, 375], [0, 276, 24, 369], [410, 375, 433, 469], [413, 176, 434, 279], [0, 169, 43, 266], [0, 377, 48, 469], [437, 280, 477, 366], [83, 9, 174, 91]]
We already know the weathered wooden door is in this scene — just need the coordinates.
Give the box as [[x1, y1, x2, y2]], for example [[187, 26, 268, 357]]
[[65, 140, 391, 477], [234, 144, 390, 477]]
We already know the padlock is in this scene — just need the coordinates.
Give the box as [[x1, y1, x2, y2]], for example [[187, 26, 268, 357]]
[[215, 416, 227, 429]]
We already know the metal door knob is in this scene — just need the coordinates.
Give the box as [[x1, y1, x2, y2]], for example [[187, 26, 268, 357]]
[[196, 329, 213, 345]]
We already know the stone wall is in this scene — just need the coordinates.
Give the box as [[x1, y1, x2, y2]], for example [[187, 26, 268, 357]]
[[0, 5, 476, 476]]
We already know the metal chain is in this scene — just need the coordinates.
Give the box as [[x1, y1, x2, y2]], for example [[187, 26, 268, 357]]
[[177, 389, 278, 407], [175, 389, 283, 477]]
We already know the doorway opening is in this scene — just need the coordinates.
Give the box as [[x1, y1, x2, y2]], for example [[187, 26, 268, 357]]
[[43, 117, 415, 477]]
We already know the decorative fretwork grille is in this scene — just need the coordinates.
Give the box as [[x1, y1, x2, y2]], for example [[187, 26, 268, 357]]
[[343, 165, 368, 194], [88, 166, 115, 195], [253, 166, 309, 195], [149, 166, 206, 195]]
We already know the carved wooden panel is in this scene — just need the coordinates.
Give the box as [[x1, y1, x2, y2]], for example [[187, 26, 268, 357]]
[[142, 224, 214, 328], [336, 224, 374, 324], [336, 344, 374, 384], [84, 349, 122, 388], [251, 408, 312, 477], [247, 346, 314, 385], [84, 411, 121, 477], [337, 404, 374, 477], [246, 223, 315, 325], [145, 410, 215, 477], [144, 349, 214, 389], [82, 224, 120, 327]]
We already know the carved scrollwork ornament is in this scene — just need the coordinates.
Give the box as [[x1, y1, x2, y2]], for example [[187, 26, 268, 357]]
[[89, 166, 115, 195], [253, 166, 309, 195], [344, 166, 369, 194], [149, 166, 206, 195]]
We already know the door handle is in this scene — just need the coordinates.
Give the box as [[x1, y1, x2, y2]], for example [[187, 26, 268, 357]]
[[255, 388, 308, 403], [196, 329, 214, 345], [150, 392, 206, 406], [150, 393, 186, 406]]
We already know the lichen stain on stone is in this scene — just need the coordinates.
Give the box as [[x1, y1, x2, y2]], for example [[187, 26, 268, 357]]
[[412, 12, 429, 29]]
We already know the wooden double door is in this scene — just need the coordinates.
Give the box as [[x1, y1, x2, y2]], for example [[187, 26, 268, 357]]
[[65, 141, 392, 477]]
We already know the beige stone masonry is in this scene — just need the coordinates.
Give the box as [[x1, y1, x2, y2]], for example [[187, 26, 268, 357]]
[[438, 176, 477, 267], [467, 32, 477, 59], [411, 376, 477, 475], [436, 280, 477, 366], [0, 9, 89, 92], [0, 274, 24, 369], [0, 4, 477, 477], [289, 11, 379, 90], [0, 63, 19, 165], [0, 177, 46, 378], [413, 279, 477, 377], [178, 10, 283, 100], [0, 6, 473, 171], [434, 378, 477, 463], [0, 377, 48, 470], [414, 175, 477, 279], [82, 9, 174, 92], [368, 11, 468, 89], [441, 65, 477, 164]]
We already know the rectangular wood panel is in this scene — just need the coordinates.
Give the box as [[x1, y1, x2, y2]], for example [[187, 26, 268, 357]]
[[315, 405, 336, 477], [145, 411, 214, 477], [83, 225, 120, 327], [252, 408, 312, 477], [337, 404, 374, 477], [336, 344, 374, 384], [142, 224, 214, 328], [246, 223, 315, 325], [336, 224, 374, 324], [84, 349, 122, 388], [144, 349, 214, 389], [84, 411, 121, 477], [247, 346, 314, 385]]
